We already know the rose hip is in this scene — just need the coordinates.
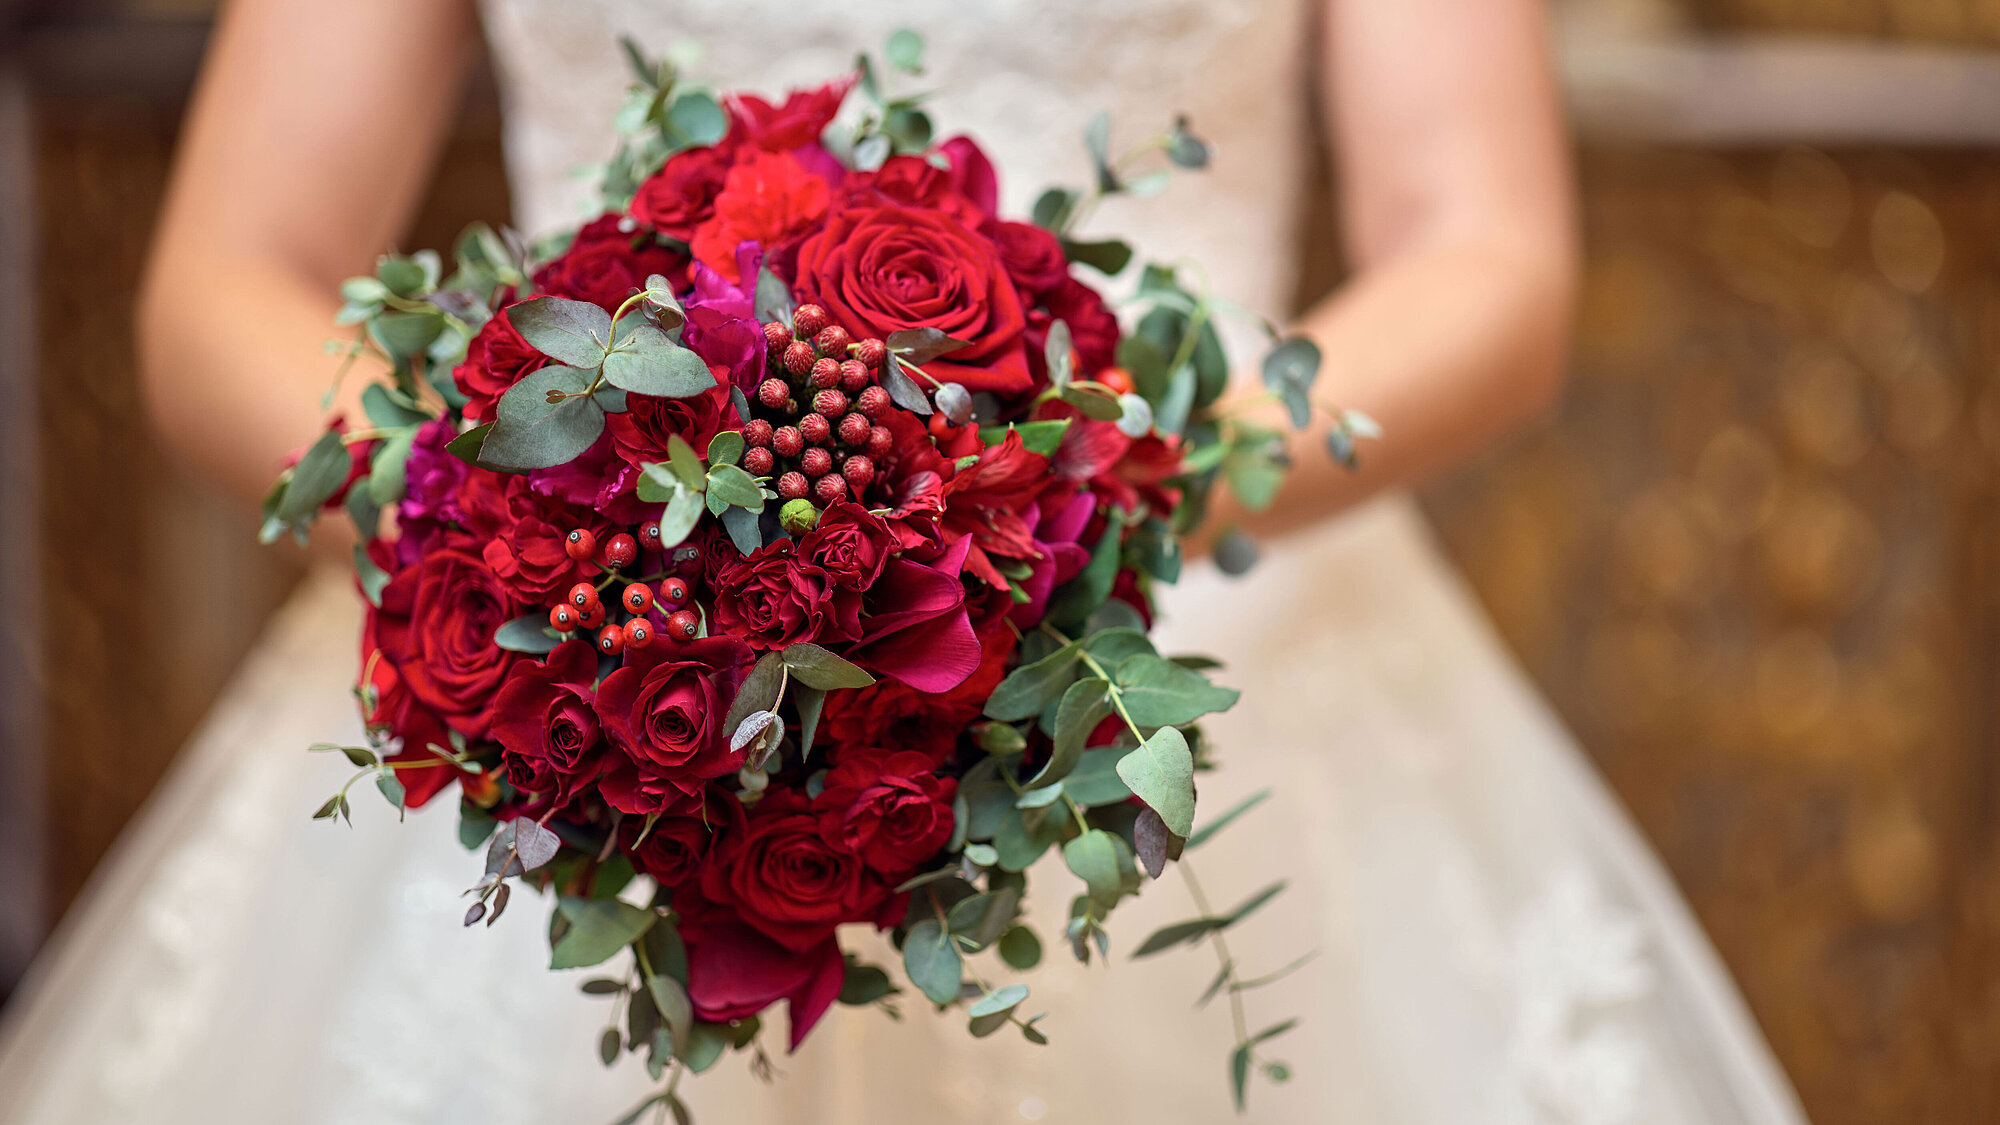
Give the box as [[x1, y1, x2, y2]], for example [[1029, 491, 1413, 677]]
[[638, 521, 662, 550], [777, 471, 809, 500], [550, 604, 579, 631], [567, 582, 601, 611], [811, 389, 848, 417], [578, 601, 606, 629], [782, 340, 816, 376], [659, 577, 689, 606], [743, 419, 774, 448], [622, 617, 654, 650], [800, 447, 833, 477], [855, 337, 887, 367], [838, 412, 872, 446], [773, 425, 804, 457], [799, 413, 831, 444], [598, 533, 638, 570], [742, 446, 775, 476], [792, 304, 830, 339], [596, 624, 625, 655], [814, 325, 852, 357], [757, 378, 791, 410], [665, 609, 700, 641], [621, 582, 654, 614], [813, 473, 848, 505], [563, 528, 597, 561]]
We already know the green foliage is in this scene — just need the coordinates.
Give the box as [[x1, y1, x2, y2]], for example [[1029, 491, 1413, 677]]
[[901, 918, 962, 1005], [480, 366, 605, 471], [782, 643, 876, 690], [602, 321, 713, 397], [1116, 726, 1197, 837], [1114, 654, 1240, 728], [494, 614, 562, 654], [548, 896, 657, 970]]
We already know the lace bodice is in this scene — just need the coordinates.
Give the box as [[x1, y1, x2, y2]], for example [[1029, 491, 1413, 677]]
[[478, 0, 1314, 330]]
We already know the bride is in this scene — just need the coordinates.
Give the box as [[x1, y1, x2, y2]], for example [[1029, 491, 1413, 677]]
[[0, 1, 1810, 1122]]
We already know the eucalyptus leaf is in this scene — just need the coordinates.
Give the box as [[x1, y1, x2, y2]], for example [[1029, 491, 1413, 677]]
[[366, 426, 417, 506], [508, 296, 613, 368], [795, 685, 827, 760], [881, 354, 933, 414], [706, 462, 765, 511], [444, 422, 493, 467], [968, 984, 1029, 1019], [998, 926, 1043, 970], [550, 896, 657, 970], [983, 642, 1082, 722], [603, 322, 715, 398], [653, 483, 704, 549], [1062, 829, 1124, 910], [665, 92, 728, 148], [885, 327, 972, 364], [977, 419, 1069, 456], [1114, 654, 1240, 728], [902, 918, 962, 1006], [1028, 677, 1110, 789], [276, 429, 349, 522], [353, 543, 390, 608], [753, 267, 795, 323], [1042, 320, 1074, 389], [495, 614, 563, 654], [885, 27, 925, 72], [719, 505, 762, 555], [724, 652, 787, 735], [1062, 237, 1133, 276], [1060, 383, 1124, 421], [706, 430, 744, 467], [1261, 337, 1321, 428], [480, 366, 606, 471], [666, 434, 706, 490], [1115, 725, 1197, 837], [782, 643, 876, 690]]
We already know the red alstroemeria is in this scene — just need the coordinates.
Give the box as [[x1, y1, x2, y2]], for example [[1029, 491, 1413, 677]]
[[939, 428, 1052, 587]]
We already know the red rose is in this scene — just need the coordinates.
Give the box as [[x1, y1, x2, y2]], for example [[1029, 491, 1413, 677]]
[[814, 749, 958, 874], [680, 918, 844, 1052], [631, 144, 737, 240], [985, 219, 1069, 300], [358, 544, 458, 808], [491, 640, 606, 806], [620, 787, 743, 887], [725, 77, 854, 151], [822, 619, 1015, 761], [369, 534, 523, 739], [453, 306, 545, 424], [795, 502, 892, 591], [846, 154, 987, 230], [793, 204, 1031, 394], [698, 789, 892, 951], [593, 635, 755, 814], [708, 539, 859, 651], [605, 379, 735, 470], [1045, 278, 1120, 374], [690, 150, 830, 282], [534, 214, 687, 312], [478, 475, 608, 602]]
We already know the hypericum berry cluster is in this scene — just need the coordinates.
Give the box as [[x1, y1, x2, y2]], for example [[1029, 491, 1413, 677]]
[[546, 523, 699, 654], [751, 303, 910, 530]]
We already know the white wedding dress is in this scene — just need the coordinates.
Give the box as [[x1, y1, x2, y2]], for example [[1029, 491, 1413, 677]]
[[0, 2, 1811, 1123]]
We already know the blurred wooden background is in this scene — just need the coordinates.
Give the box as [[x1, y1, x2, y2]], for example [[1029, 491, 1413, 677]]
[[3, 1, 1999, 1122]]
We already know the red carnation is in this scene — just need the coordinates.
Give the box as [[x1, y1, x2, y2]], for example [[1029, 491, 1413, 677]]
[[593, 635, 756, 815], [690, 150, 831, 282], [534, 214, 687, 311], [368, 534, 523, 740], [707, 539, 860, 652], [491, 640, 606, 806], [814, 749, 958, 874], [478, 475, 608, 602], [631, 143, 737, 241], [696, 788, 893, 952]]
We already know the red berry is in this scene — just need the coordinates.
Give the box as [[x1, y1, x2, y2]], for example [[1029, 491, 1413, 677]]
[[550, 604, 579, 631], [638, 521, 662, 550], [812, 389, 849, 417], [762, 321, 792, 350], [564, 528, 597, 561], [622, 582, 654, 614], [800, 447, 834, 477], [856, 385, 891, 419], [777, 471, 810, 500], [743, 419, 774, 448], [800, 413, 831, 444], [838, 359, 871, 394], [814, 325, 853, 357], [838, 412, 872, 446], [579, 601, 607, 629], [855, 338, 887, 367], [599, 533, 638, 570], [810, 357, 842, 390], [813, 473, 849, 504], [867, 426, 894, 457], [742, 446, 775, 475], [782, 340, 816, 376], [793, 304, 830, 339], [842, 454, 876, 491], [758, 378, 791, 410], [597, 624, 625, 655], [659, 577, 690, 606], [622, 617, 654, 650], [568, 582, 601, 611], [773, 426, 804, 457], [665, 609, 701, 641], [929, 412, 956, 439]]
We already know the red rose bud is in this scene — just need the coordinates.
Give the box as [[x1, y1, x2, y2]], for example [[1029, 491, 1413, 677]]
[[563, 528, 596, 561], [854, 337, 886, 367], [777, 471, 809, 500], [809, 357, 841, 390], [773, 426, 804, 457], [758, 378, 792, 410], [856, 386, 891, 419], [782, 340, 817, 376], [841, 454, 876, 491], [659, 576, 689, 606], [743, 418, 775, 448], [597, 624, 625, 655], [837, 359, 870, 394], [664, 609, 700, 641], [813, 472, 848, 505], [578, 601, 607, 629], [792, 303, 830, 339], [811, 389, 848, 417], [742, 446, 775, 475], [638, 521, 663, 550], [814, 324, 852, 357], [799, 412, 831, 444], [622, 582, 654, 614], [837, 412, 871, 446], [762, 321, 792, 350], [550, 604, 579, 631], [800, 447, 833, 477], [622, 617, 654, 650], [567, 582, 601, 611], [599, 533, 638, 570], [866, 426, 894, 457]]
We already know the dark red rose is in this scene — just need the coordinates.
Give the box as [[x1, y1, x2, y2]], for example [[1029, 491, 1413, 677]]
[[845, 154, 987, 230], [605, 379, 735, 470], [453, 306, 545, 424], [620, 787, 743, 887], [697, 789, 891, 951], [708, 539, 859, 651], [814, 749, 958, 874], [725, 76, 854, 152], [845, 535, 980, 693], [1026, 278, 1120, 385], [940, 428, 1054, 587], [822, 619, 1015, 761], [359, 542, 458, 808], [534, 214, 689, 312], [478, 475, 608, 603], [793, 204, 1031, 394], [491, 640, 606, 805], [796, 502, 892, 591], [593, 635, 755, 815], [631, 143, 737, 240], [936, 135, 999, 217], [985, 219, 1069, 300], [680, 917, 844, 1052], [370, 533, 523, 739]]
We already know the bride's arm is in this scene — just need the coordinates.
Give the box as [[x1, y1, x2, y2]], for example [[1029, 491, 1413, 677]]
[[1215, 0, 1576, 540], [137, 0, 480, 510]]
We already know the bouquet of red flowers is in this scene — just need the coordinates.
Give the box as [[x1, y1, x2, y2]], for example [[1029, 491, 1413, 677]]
[[266, 31, 1368, 1116]]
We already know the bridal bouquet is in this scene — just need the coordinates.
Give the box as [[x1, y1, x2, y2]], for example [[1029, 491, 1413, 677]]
[[265, 31, 1366, 1116]]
